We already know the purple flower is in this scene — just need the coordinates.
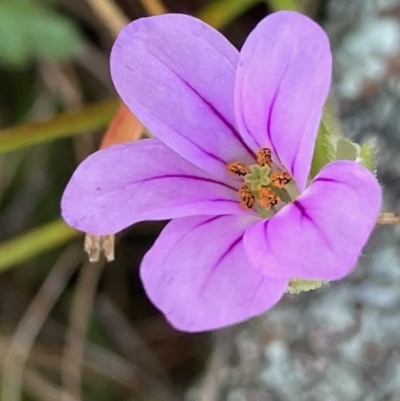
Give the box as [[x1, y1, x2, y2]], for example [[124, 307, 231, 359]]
[[61, 11, 381, 332]]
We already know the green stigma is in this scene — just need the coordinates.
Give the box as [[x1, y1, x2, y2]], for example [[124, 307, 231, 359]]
[[244, 165, 270, 191]]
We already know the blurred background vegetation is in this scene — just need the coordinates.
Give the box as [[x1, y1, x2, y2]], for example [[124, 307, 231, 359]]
[[1, 0, 400, 400]]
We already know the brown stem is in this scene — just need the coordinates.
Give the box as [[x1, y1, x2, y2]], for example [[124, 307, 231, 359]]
[[61, 260, 106, 400], [2, 246, 81, 401], [85, 0, 128, 37], [376, 212, 400, 224], [139, 0, 169, 15]]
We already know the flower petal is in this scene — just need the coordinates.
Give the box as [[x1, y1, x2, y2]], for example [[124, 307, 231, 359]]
[[141, 215, 288, 332], [235, 11, 332, 191], [61, 139, 244, 235], [243, 160, 381, 281], [110, 14, 255, 180]]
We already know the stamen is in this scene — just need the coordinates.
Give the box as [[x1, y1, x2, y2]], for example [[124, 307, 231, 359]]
[[227, 162, 249, 177], [239, 184, 255, 210], [256, 148, 272, 167], [226, 149, 295, 216], [270, 171, 292, 189], [258, 187, 280, 209]]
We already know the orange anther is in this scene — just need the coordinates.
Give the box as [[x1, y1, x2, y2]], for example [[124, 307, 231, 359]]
[[239, 184, 255, 210], [258, 187, 280, 209], [227, 162, 249, 177], [256, 148, 272, 167], [270, 171, 291, 189]]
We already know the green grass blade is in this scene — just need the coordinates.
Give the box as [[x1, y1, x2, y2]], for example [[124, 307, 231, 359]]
[[0, 99, 119, 154], [265, 0, 299, 11], [0, 220, 79, 272]]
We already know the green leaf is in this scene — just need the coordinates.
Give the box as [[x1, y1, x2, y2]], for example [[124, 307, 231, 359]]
[[0, 99, 119, 154], [197, 0, 260, 29], [0, 0, 84, 67], [0, 219, 79, 272]]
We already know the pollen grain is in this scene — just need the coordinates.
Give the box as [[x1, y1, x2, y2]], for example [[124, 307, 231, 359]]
[[256, 148, 272, 167], [239, 184, 255, 210], [227, 162, 249, 177], [270, 171, 292, 188], [258, 187, 280, 209]]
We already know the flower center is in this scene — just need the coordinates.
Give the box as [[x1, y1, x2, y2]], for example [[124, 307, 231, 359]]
[[227, 148, 295, 217], [228, 149, 325, 293]]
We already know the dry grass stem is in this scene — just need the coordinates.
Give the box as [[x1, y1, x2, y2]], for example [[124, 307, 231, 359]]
[[85, 0, 129, 37], [140, 0, 169, 15], [2, 246, 82, 401], [24, 368, 78, 401], [197, 332, 232, 401], [85, 342, 177, 401], [377, 212, 400, 224], [8, 318, 173, 399], [96, 295, 171, 383], [61, 260, 106, 401]]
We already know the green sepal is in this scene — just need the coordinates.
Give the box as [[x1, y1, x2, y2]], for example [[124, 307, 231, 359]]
[[359, 140, 377, 173], [310, 104, 342, 178], [310, 120, 337, 178], [335, 137, 360, 161], [311, 103, 378, 177], [286, 278, 327, 294]]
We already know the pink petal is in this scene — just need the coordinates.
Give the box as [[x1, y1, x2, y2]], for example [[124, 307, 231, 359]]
[[61, 139, 244, 235], [235, 11, 332, 191], [141, 215, 288, 332], [243, 161, 381, 281], [110, 14, 255, 181]]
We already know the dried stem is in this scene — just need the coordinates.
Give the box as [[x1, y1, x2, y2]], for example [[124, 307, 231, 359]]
[[86, 0, 169, 39], [85, 0, 128, 37], [21, 327, 176, 400], [61, 260, 106, 401], [24, 369, 78, 401], [1, 246, 81, 401], [197, 331, 233, 401], [139, 0, 168, 15], [85, 342, 177, 401], [84, 234, 115, 262], [377, 212, 400, 224], [96, 295, 170, 382]]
